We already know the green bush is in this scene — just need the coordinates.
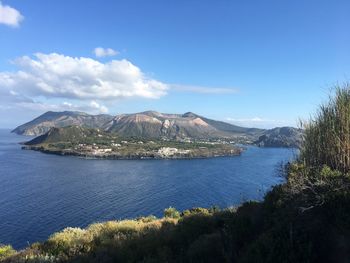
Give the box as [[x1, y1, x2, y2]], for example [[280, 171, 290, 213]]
[[0, 245, 15, 260], [164, 207, 180, 219], [182, 207, 210, 217], [43, 227, 90, 258], [319, 165, 342, 178]]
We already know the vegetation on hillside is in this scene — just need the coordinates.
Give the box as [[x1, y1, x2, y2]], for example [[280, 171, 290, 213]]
[[3, 84, 350, 262], [23, 126, 242, 159]]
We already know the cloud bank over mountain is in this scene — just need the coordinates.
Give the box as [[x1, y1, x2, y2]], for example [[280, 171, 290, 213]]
[[0, 52, 168, 113], [0, 51, 289, 128]]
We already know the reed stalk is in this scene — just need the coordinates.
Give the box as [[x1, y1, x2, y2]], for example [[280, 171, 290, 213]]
[[300, 83, 350, 173]]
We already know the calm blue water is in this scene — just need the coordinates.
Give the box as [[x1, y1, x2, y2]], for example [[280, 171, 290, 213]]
[[0, 129, 296, 249]]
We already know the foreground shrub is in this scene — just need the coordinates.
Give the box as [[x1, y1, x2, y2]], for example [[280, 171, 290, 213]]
[[43, 227, 90, 259], [0, 245, 15, 260], [164, 207, 181, 219]]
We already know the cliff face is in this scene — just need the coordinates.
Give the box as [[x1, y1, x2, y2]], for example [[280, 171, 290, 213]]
[[255, 127, 303, 148]]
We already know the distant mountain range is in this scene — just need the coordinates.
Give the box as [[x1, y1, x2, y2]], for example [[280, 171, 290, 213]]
[[12, 111, 302, 147]]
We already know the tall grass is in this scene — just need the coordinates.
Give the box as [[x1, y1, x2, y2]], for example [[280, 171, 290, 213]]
[[300, 83, 350, 173]]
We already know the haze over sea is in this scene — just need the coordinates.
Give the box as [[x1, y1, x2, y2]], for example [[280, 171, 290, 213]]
[[0, 129, 295, 249]]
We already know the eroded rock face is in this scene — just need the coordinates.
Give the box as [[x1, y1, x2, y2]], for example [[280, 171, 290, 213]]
[[162, 119, 171, 129], [104, 111, 227, 139], [191, 117, 209, 127]]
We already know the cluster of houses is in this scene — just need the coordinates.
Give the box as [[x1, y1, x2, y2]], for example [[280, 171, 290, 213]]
[[72, 140, 158, 156], [157, 147, 191, 157]]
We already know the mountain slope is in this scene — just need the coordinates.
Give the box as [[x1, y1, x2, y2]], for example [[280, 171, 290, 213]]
[[184, 112, 263, 135], [24, 126, 112, 145], [12, 111, 113, 136], [13, 110, 301, 146], [103, 111, 223, 139]]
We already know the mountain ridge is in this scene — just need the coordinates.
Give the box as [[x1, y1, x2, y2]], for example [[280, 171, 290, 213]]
[[13, 110, 261, 137], [12, 111, 113, 136], [12, 110, 301, 147]]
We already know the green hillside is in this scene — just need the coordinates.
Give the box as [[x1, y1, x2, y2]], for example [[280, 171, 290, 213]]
[[23, 126, 242, 159]]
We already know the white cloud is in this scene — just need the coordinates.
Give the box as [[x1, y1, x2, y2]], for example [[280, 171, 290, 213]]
[[0, 51, 244, 123], [0, 1, 23, 27], [0, 88, 33, 103], [170, 84, 238, 94], [94, 47, 119, 57], [5, 98, 109, 115], [227, 117, 269, 123], [0, 52, 168, 115], [89, 100, 108, 113], [0, 53, 168, 101]]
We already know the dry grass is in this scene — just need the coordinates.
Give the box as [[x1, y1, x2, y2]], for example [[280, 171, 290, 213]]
[[300, 83, 350, 173]]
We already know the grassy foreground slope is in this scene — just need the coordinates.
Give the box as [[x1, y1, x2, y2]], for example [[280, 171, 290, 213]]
[[2, 84, 350, 262]]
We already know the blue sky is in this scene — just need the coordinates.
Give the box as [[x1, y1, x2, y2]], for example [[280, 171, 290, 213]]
[[0, 0, 349, 128]]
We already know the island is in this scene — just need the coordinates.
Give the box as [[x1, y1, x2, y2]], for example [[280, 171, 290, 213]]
[[12, 110, 302, 148], [22, 126, 243, 159]]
